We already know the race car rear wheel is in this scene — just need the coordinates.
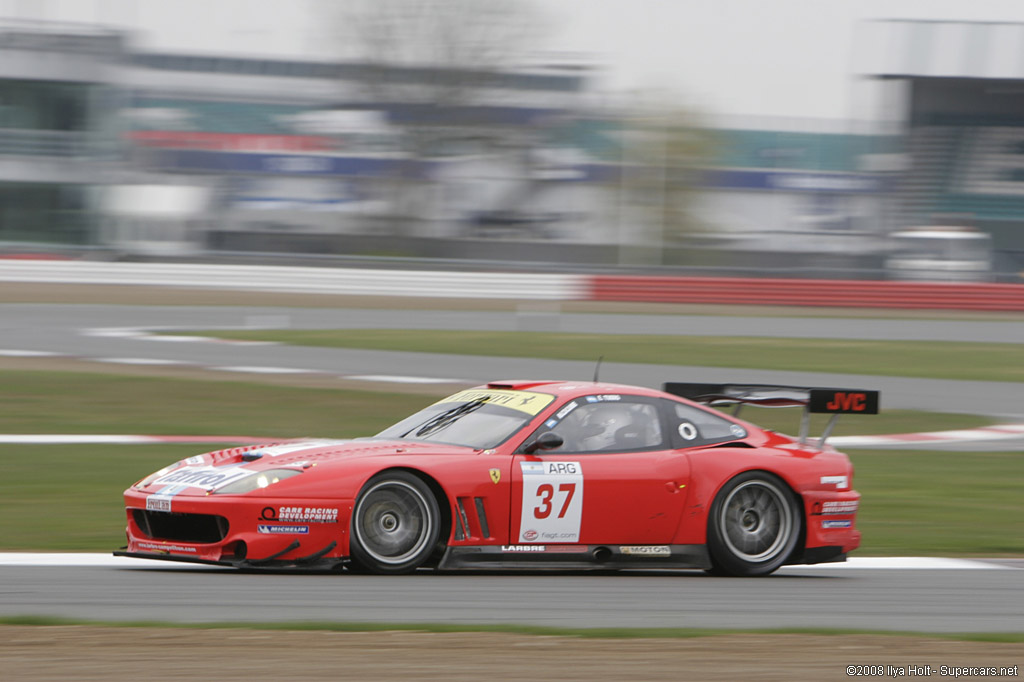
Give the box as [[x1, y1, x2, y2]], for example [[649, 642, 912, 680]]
[[350, 471, 440, 575], [706, 471, 800, 577]]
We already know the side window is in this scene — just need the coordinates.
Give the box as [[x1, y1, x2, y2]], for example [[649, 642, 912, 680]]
[[533, 397, 664, 453], [668, 401, 747, 448]]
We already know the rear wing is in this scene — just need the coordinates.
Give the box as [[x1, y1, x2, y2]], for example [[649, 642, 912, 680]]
[[663, 383, 879, 446]]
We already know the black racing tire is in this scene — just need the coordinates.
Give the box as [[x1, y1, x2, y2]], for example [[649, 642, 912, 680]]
[[349, 471, 441, 575], [706, 471, 801, 577]]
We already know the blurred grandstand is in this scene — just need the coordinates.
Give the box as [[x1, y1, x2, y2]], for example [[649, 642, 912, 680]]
[[859, 19, 1024, 279], [0, 21, 122, 247], [0, 18, 1022, 281]]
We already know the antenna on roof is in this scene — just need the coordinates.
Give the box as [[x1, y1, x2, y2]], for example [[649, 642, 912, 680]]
[[593, 356, 604, 383]]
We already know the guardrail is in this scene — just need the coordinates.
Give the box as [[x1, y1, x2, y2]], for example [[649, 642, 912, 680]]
[[0, 260, 588, 301], [3, 260, 1024, 310], [589, 275, 1024, 312]]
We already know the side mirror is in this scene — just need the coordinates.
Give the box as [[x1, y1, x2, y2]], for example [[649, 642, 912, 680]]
[[523, 431, 564, 454]]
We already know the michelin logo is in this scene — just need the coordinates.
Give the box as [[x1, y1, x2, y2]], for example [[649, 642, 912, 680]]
[[258, 524, 310, 534], [821, 520, 852, 529]]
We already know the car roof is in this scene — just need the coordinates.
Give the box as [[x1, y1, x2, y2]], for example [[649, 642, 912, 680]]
[[483, 380, 667, 400]]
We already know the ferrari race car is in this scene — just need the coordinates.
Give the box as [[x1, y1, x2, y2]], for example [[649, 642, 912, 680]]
[[116, 380, 877, 577]]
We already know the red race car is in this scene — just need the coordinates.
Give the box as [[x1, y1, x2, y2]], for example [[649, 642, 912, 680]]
[[116, 380, 876, 577]]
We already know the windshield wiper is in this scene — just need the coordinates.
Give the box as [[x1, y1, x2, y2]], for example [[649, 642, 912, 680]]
[[411, 400, 487, 438]]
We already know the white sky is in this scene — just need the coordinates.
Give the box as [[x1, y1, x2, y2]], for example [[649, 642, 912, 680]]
[[8, 0, 1024, 122]]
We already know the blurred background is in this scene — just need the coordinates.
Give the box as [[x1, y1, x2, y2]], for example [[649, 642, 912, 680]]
[[1, 3, 1023, 653], [1, 0, 1023, 281]]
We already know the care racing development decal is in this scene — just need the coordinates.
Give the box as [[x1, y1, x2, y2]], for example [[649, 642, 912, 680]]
[[820, 500, 858, 515], [518, 461, 583, 543], [260, 506, 338, 523]]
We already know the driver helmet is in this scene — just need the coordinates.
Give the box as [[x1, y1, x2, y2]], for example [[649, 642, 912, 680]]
[[579, 404, 638, 451]]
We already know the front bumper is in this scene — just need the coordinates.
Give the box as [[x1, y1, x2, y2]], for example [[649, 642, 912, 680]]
[[120, 490, 352, 569]]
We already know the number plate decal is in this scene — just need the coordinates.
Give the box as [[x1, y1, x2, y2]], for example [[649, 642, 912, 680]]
[[519, 461, 583, 543]]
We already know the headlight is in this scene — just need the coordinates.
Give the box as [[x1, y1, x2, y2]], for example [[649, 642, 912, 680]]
[[136, 463, 182, 489], [211, 469, 302, 495]]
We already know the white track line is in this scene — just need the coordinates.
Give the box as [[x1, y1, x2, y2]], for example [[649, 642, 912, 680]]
[[832, 424, 1024, 447], [136, 334, 216, 343], [346, 374, 465, 384], [212, 366, 317, 374], [84, 328, 276, 345], [0, 435, 161, 444], [0, 349, 62, 357], [93, 358, 189, 366], [8, 347, 466, 384], [143, 335, 277, 346], [0, 553, 223, 568], [780, 557, 1010, 570], [0, 435, 281, 444], [0, 554, 1014, 569], [82, 328, 146, 338]]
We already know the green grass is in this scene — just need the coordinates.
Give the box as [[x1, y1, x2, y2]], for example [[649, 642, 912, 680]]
[[2, 616, 1023, 642], [0, 370, 427, 436], [174, 329, 1024, 383], [851, 450, 1024, 556], [0, 444, 200, 551]]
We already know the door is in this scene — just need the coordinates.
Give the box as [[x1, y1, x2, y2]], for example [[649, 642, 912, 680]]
[[510, 395, 691, 545]]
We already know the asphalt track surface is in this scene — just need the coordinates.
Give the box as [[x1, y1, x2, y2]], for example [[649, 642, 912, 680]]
[[2, 304, 1023, 421], [1, 561, 1022, 632], [3, 301, 1023, 632]]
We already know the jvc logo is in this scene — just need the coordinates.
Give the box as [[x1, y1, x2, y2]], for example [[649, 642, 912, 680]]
[[826, 392, 866, 412]]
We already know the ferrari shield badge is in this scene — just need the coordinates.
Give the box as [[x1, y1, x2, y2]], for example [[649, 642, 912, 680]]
[[489, 468, 501, 484]]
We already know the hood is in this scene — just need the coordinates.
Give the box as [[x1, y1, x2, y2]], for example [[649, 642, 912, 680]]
[[135, 438, 470, 496]]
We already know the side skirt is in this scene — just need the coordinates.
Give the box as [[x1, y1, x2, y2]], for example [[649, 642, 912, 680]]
[[438, 544, 712, 571]]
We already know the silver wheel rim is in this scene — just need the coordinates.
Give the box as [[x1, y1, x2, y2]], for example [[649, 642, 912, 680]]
[[354, 480, 434, 565], [718, 479, 793, 562]]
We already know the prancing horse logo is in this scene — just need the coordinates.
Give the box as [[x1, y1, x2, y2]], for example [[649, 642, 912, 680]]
[[489, 468, 501, 484]]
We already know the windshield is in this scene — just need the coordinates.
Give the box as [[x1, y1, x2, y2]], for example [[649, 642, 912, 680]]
[[374, 388, 555, 449]]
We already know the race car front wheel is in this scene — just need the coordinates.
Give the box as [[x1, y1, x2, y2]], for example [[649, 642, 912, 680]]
[[350, 471, 441, 575], [706, 471, 800, 577]]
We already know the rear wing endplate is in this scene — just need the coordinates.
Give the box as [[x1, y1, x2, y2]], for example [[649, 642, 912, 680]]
[[663, 383, 879, 446]]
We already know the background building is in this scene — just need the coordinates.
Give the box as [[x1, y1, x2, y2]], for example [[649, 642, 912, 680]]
[[3, 15, 1024, 280], [0, 21, 123, 247], [860, 19, 1024, 276]]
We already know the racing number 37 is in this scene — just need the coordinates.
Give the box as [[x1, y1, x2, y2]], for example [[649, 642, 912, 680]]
[[518, 460, 584, 543], [534, 483, 576, 519]]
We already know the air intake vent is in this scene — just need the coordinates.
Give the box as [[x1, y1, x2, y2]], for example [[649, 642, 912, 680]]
[[454, 496, 492, 541], [133, 510, 228, 544]]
